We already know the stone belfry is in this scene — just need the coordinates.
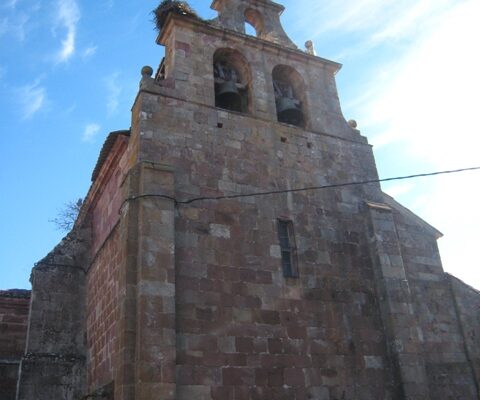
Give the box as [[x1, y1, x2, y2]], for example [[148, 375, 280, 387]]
[[14, 1, 480, 399], [210, 0, 297, 48]]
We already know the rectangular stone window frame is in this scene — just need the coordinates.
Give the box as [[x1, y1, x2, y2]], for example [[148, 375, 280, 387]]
[[277, 218, 299, 278]]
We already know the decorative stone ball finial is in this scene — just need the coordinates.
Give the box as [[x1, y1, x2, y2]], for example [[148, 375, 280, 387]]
[[141, 66, 154, 78], [305, 40, 316, 56], [348, 119, 358, 129]]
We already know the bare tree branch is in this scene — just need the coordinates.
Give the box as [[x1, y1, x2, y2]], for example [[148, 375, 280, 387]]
[[50, 198, 83, 232]]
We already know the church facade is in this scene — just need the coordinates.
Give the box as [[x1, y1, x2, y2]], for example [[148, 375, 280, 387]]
[[8, 1, 480, 399]]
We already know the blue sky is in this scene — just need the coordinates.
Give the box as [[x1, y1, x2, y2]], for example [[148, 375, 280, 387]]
[[1, 0, 479, 290]]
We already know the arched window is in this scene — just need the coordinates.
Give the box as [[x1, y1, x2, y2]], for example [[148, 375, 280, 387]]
[[272, 65, 307, 127], [213, 48, 251, 113], [244, 8, 264, 37]]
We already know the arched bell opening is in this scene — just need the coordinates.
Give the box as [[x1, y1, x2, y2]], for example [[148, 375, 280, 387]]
[[272, 65, 307, 128], [213, 48, 251, 114], [244, 8, 264, 37], [245, 21, 257, 36]]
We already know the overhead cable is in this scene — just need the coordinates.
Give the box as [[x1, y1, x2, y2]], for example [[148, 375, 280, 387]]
[[122, 166, 480, 207]]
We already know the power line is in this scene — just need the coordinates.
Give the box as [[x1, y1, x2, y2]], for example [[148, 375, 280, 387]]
[[178, 166, 480, 205], [122, 166, 480, 208]]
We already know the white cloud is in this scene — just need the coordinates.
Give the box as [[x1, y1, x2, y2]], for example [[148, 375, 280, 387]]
[[0, 12, 29, 41], [82, 123, 101, 142], [350, 0, 480, 287], [329, 0, 450, 38], [288, 0, 461, 61], [418, 173, 480, 288], [54, 0, 80, 63], [105, 72, 122, 116], [369, 0, 445, 45], [15, 80, 47, 119], [81, 45, 97, 60], [362, 0, 480, 164]]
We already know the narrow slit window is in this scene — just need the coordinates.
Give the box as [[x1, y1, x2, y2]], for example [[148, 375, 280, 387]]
[[277, 219, 299, 278]]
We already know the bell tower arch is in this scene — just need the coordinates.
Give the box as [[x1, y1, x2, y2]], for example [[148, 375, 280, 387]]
[[210, 0, 297, 48], [213, 48, 251, 113]]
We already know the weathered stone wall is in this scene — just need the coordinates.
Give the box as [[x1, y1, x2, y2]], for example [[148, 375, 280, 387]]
[[132, 16, 401, 399], [0, 290, 30, 400], [156, 16, 355, 142], [86, 135, 129, 393], [449, 275, 480, 393], [16, 230, 89, 400], [0, 362, 20, 400], [130, 163, 177, 399], [89, 158, 177, 400], [129, 13, 480, 399], [86, 225, 122, 392], [391, 200, 479, 399], [170, 196, 397, 399], [0, 290, 30, 359], [365, 202, 431, 398], [91, 135, 130, 254]]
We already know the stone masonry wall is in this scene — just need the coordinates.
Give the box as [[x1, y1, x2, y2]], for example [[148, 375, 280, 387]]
[[87, 225, 122, 393], [16, 229, 89, 400], [0, 290, 30, 400], [131, 17, 402, 399], [85, 135, 130, 394], [91, 135, 130, 255], [449, 275, 480, 393], [392, 203, 479, 399], [127, 13, 480, 398], [157, 16, 355, 143], [171, 195, 397, 399], [365, 203, 431, 398]]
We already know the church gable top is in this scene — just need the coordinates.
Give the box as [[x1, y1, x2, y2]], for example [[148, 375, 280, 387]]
[[209, 0, 297, 49], [156, 13, 342, 74], [211, 0, 285, 14]]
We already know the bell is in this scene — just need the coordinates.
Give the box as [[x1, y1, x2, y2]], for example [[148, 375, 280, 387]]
[[276, 96, 303, 126], [216, 81, 242, 112]]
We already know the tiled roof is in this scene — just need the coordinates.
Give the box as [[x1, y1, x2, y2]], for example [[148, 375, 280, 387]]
[[91, 130, 130, 182], [0, 289, 31, 298]]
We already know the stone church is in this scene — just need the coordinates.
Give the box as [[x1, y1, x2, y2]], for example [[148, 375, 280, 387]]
[[2, 0, 480, 399]]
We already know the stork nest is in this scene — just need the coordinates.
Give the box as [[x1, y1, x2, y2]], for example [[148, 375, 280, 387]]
[[153, 0, 200, 31]]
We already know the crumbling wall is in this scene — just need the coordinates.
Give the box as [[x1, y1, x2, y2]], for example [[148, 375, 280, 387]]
[[0, 289, 30, 400], [16, 228, 90, 400]]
